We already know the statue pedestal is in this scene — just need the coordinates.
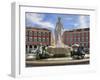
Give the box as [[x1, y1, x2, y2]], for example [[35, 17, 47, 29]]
[[47, 47, 71, 57], [55, 35, 66, 48]]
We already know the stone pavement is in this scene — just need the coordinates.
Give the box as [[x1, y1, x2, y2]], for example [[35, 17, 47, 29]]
[[26, 55, 89, 67]]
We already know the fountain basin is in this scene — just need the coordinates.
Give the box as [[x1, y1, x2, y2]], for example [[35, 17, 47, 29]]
[[47, 47, 71, 57]]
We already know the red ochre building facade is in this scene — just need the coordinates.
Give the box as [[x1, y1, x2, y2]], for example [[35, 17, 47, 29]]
[[26, 27, 51, 52], [63, 28, 90, 49], [26, 27, 89, 53]]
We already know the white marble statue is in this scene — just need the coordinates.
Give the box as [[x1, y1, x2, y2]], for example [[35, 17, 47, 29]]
[[55, 17, 64, 47]]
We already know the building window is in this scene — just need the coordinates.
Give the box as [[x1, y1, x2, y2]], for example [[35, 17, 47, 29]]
[[78, 38, 80, 42], [29, 37, 32, 42], [43, 38, 45, 42], [34, 31, 37, 36], [81, 37, 84, 42], [26, 45, 27, 49], [29, 31, 32, 36], [45, 32, 49, 36], [74, 38, 76, 42], [76, 38, 78, 42], [86, 32, 88, 37], [82, 33, 84, 36], [26, 31, 29, 36], [76, 33, 78, 37], [69, 33, 71, 37], [29, 45, 32, 48], [38, 37, 41, 42], [74, 33, 76, 38], [32, 31, 34, 36], [38, 32, 41, 36], [66, 38, 68, 42], [77, 33, 80, 37], [41, 32, 43, 36], [41, 37, 43, 42], [80, 43, 84, 47], [65, 33, 68, 37], [86, 37, 88, 42], [70, 38, 73, 42], [86, 43, 88, 48], [26, 36, 29, 41], [81, 43, 84, 47], [46, 38, 49, 42], [42, 32, 45, 36], [32, 37, 34, 42], [34, 37, 37, 42]]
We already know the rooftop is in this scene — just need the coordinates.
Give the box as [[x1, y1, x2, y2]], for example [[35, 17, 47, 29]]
[[26, 26, 51, 32], [64, 28, 89, 32]]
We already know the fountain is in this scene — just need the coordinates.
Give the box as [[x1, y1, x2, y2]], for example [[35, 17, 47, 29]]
[[47, 17, 70, 57]]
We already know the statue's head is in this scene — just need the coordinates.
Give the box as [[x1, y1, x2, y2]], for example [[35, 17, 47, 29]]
[[58, 17, 61, 22]]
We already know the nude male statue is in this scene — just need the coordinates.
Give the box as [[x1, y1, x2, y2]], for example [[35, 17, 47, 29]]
[[55, 17, 64, 45]]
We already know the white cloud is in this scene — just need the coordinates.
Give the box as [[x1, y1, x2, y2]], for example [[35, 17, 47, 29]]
[[77, 16, 89, 29], [26, 13, 54, 29], [63, 17, 73, 21], [74, 23, 79, 27]]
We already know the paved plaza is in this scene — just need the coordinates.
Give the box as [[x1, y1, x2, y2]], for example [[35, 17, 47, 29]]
[[26, 54, 89, 67]]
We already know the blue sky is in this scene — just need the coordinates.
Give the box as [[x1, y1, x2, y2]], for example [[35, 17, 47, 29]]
[[25, 12, 90, 31]]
